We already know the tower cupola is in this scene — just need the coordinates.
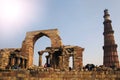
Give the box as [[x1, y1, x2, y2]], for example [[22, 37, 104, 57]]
[[104, 9, 110, 20]]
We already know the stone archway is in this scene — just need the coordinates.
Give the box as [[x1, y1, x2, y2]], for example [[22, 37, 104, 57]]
[[21, 29, 63, 67]]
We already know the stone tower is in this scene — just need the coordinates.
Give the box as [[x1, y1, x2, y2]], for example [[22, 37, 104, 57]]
[[103, 9, 119, 68]]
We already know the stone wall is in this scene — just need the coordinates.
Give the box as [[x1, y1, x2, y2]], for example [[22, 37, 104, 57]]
[[73, 46, 84, 69], [0, 48, 28, 70], [21, 29, 63, 67], [0, 48, 21, 69], [0, 70, 120, 80], [0, 29, 84, 70]]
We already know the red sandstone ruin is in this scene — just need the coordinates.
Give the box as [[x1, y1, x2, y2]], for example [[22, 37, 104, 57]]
[[0, 29, 84, 70]]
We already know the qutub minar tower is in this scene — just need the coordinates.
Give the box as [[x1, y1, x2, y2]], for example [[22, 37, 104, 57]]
[[103, 9, 119, 68]]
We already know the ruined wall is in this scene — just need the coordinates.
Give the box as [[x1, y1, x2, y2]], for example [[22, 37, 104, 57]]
[[0, 48, 21, 69], [0, 48, 28, 70], [0, 29, 84, 70], [21, 29, 63, 67], [0, 70, 120, 80], [74, 46, 84, 69]]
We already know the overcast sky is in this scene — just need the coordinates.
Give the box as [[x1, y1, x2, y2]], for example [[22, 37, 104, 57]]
[[0, 0, 120, 66]]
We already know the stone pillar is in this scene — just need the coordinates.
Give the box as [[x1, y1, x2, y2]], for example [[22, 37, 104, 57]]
[[72, 55, 75, 69], [73, 47, 84, 70], [20, 58, 25, 68], [61, 53, 65, 70], [23, 59, 26, 68], [46, 56, 49, 67], [49, 53, 52, 67], [11, 58, 15, 66], [10, 57, 16, 69], [24, 59, 28, 68], [52, 54, 56, 69], [16, 57, 21, 66], [8, 58, 11, 66], [59, 56, 63, 69], [38, 51, 43, 67]]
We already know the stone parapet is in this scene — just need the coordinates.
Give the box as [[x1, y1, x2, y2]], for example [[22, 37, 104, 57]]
[[0, 70, 120, 80]]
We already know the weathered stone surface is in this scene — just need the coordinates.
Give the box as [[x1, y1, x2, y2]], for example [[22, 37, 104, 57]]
[[0, 9, 120, 80], [37, 45, 84, 70], [21, 29, 63, 67], [0, 48, 20, 69], [0, 70, 119, 80], [0, 48, 28, 69], [16, 29, 84, 69], [0, 28, 84, 72]]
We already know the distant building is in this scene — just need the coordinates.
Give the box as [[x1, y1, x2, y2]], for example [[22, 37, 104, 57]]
[[103, 9, 120, 68]]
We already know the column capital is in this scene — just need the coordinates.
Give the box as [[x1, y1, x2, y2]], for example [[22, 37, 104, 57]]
[[38, 51, 43, 67], [46, 55, 49, 58], [38, 51, 44, 55]]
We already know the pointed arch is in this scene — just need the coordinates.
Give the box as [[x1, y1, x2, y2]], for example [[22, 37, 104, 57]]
[[21, 29, 62, 67], [33, 35, 51, 66]]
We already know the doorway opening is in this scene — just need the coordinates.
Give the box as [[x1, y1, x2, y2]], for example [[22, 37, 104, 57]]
[[33, 36, 51, 66], [69, 56, 73, 69]]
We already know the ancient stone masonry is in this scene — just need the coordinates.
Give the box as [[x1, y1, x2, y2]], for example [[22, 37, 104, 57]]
[[21, 29, 63, 67], [103, 9, 120, 68], [0, 48, 27, 69], [0, 29, 84, 71], [0, 10, 120, 80], [0, 70, 120, 80], [38, 46, 84, 70], [20, 29, 84, 70]]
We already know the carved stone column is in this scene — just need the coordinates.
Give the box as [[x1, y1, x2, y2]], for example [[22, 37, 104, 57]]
[[8, 58, 11, 67], [59, 56, 63, 69], [24, 59, 28, 68], [62, 50, 66, 70], [38, 51, 43, 67], [11, 58, 15, 66], [23, 59, 27, 68], [21, 59, 25, 68], [46, 56, 49, 67], [16, 57, 21, 66], [49, 53, 52, 67]]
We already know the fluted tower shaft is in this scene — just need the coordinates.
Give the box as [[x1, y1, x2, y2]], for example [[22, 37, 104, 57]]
[[103, 9, 119, 68]]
